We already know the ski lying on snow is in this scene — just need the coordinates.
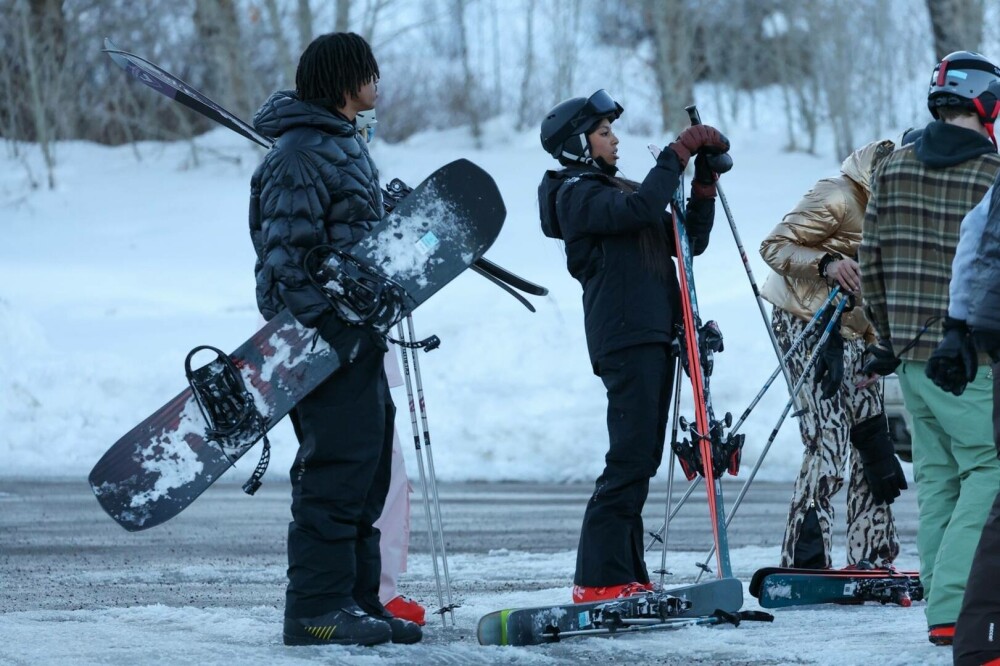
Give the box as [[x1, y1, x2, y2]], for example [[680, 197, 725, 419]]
[[749, 566, 923, 608], [477, 578, 760, 646]]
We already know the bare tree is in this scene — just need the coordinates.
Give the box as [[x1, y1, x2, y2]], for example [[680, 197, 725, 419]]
[[516, 0, 538, 130], [264, 0, 297, 89], [453, 0, 483, 146], [926, 0, 984, 60], [336, 0, 351, 32], [298, 0, 314, 46], [646, 0, 694, 133], [550, 0, 581, 102]]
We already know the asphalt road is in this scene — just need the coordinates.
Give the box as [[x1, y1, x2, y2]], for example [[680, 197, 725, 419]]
[[0, 477, 920, 615]]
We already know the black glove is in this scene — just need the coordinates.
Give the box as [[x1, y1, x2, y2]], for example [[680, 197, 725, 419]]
[[850, 413, 908, 504], [692, 152, 718, 198], [926, 317, 978, 396], [861, 340, 901, 376], [814, 327, 845, 400], [316, 312, 388, 354]]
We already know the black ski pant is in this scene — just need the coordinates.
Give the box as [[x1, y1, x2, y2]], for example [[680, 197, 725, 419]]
[[575, 343, 674, 587], [284, 344, 395, 619], [954, 359, 1000, 666]]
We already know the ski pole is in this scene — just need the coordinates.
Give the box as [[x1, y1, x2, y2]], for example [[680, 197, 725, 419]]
[[405, 314, 456, 625], [645, 287, 843, 546], [395, 323, 448, 627], [694, 293, 852, 581], [685, 104, 804, 416], [727, 286, 842, 437], [655, 361, 685, 588]]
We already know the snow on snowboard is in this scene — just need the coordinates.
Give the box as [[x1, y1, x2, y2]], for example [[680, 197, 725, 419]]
[[89, 158, 505, 531], [749, 566, 924, 608]]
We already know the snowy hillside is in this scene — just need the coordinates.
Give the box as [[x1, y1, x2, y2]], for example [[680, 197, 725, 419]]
[[1, 118, 913, 485]]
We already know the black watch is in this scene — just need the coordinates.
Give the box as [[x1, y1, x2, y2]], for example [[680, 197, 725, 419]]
[[818, 253, 841, 278]]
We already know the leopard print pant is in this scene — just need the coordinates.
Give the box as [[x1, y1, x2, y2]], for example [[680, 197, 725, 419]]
[[772, 308, 900, 568]]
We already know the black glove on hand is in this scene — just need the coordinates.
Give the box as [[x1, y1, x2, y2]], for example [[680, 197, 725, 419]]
[[814, 325, 845, 400], [926, 317, 978, 396], [861, 340, 901, 376], [692, 152, 718, 198], [850, 413, 908, 504]]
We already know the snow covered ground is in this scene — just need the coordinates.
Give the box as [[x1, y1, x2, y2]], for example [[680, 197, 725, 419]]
[[1, 114, 946, 664]]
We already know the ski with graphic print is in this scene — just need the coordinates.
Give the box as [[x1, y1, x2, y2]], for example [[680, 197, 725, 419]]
[[647, 143, 745, 580], [749, 565, 923, 608]]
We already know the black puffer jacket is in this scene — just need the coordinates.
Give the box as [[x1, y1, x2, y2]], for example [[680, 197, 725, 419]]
[[538, 149, 715, 370], [249, 90, 383, 324]]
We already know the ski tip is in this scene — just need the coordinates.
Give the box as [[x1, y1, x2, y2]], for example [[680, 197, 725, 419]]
[[647, 144, 661, 158]]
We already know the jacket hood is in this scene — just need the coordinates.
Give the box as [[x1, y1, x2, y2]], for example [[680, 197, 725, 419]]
[[538, 165, 607, 239], [253, 90, 356, 138], [840, 139, 894, 194], [913, 120, 997, 168]]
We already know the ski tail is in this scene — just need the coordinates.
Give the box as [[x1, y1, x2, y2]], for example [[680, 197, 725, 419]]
[[475, 257, 549, 296], [102, 38, 274, 149]]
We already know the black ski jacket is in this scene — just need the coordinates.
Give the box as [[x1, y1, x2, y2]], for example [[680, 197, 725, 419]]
[[538, 150, 715, 371], [249, 90, 383, 325]]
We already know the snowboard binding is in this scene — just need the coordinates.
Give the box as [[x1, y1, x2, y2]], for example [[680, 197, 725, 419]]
[[305, 245, 409, 335], [382, 178, 413, 213], [185, 346, 270, 495]]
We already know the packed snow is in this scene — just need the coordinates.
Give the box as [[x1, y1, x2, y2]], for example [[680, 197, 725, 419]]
[[2, 112, 949, 664]]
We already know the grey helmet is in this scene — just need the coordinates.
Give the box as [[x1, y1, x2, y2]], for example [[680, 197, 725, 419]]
[[540, 89, 623, 164], [927, 51, 1000, 122]]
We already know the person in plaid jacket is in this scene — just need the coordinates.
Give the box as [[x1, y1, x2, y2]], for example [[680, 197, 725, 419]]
[[859, 50, 1000, 647]]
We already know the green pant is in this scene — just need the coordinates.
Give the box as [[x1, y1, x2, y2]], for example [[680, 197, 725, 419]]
[[897, 360, 1000, 627]]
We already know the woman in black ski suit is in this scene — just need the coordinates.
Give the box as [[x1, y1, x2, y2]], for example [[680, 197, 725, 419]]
[[537, 90, 730, 602]]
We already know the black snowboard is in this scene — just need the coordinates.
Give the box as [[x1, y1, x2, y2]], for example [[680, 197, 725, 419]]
[[477, 578, 744, 646], [749, 566, 923, 608], [89, 159, 505, 531]]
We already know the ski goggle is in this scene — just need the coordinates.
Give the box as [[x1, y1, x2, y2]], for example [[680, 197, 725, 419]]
[[583, 89, 624, 122], [357, 110, 377, 143]]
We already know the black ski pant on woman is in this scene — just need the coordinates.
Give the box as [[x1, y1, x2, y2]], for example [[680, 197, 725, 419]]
[[284, 344, 396, 619], [575, 343, 675, 587]]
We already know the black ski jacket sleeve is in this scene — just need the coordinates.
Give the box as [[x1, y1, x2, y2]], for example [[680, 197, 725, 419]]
[[556, 149, 714, 255]]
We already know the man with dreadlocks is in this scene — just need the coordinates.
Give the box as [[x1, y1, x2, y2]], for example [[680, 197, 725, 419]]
[[249, 32, 422, 647]]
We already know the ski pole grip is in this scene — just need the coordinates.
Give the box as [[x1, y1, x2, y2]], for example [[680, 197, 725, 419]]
[[685, 104, 733, 174], [685, 105, 702, 127]]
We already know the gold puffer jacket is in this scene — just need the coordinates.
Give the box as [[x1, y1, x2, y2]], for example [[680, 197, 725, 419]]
[[759, 139, 894, 342]]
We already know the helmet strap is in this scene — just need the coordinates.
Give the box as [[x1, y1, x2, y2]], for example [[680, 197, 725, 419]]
[[973, 97, 1000, 148], [559, 134, 594, 165]]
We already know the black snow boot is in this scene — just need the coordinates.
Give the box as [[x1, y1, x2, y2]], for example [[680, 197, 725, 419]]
[[358, 596, 423, 644], [283, 604, 392, 646]]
